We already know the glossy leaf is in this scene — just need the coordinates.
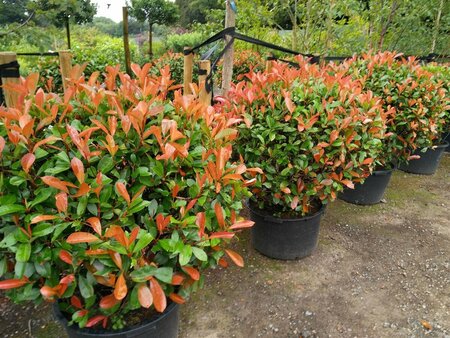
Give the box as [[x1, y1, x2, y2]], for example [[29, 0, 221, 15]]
[[114, 273, 128, 300], [149, 278, 167, 313], [67, 232, 99, 244], [137, 283, 153, 308], [225, 249, 244, 267]]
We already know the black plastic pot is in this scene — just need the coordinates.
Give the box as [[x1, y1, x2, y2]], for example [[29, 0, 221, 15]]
[[399, 142, 448, 175], [443, 132, 450, 153], [53, 302, 179, 338], [339, 167, 394, 205], [249, 202, 325, 260]]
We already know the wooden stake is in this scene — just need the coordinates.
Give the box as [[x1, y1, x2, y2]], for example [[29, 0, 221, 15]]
[[123, 6, 132, 76], [183, 47, 194, 95], [58, 50, 73, 92], [221, 0, 235, 96], [199, 60, 211, 106], [0, 52, 20, 108]]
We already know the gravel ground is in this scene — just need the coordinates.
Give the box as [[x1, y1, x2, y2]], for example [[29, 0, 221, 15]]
[[1, 154, 449, 338]]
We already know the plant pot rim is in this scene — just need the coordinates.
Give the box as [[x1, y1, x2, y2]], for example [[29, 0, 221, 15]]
[[417, 141, 449, 150], [53, 301, 178, 336], [247, 199, 326, 223], [372, 166, 395, 176]]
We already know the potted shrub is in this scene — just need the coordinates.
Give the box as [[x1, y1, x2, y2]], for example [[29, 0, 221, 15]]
[[0, 66, 253, 337], [223, 59, 385, 259], [340, 52, 448, 179], [422, 63, 450, 153]]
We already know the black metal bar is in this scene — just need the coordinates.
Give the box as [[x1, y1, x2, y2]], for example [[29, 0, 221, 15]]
[[16, 52, 59, 56]]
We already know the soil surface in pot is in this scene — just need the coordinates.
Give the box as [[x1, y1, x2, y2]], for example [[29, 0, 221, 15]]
[[1, 154, 450, 338]]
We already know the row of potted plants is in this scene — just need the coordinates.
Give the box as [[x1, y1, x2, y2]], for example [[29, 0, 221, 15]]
[[0, 52, 448, 337], [222, 52, 448, 258]]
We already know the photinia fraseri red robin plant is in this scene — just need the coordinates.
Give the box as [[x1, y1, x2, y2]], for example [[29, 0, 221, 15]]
[[223, 58, 386, 217], [336, 52, 449, 167], [0, 64, 253, 330]]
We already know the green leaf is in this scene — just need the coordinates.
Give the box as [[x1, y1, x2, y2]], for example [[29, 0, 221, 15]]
[[132, 233, 154, 254], [9, 176, 26, 186], [78, 275, 94, 299], [0, 257, 7, 277], [16, 243, 31, 262], [152, 160, 164, 178], [32, 223, 56, 238], [128, 199, 151, 215], [129, 266, 157, 283], [148, 199, 158, 217], [29, 189, 53, 208], [77, 196, 88, 216], [98, 156, 115, 174], [155, 267, 173, 284], [192, 247, 208, 261], [0, 204, 25, 217], [179, 245, 192, 266]]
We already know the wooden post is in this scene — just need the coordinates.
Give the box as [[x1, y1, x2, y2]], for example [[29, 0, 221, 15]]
[[183, 47, 194, 95], [123, 6, 132, 76], [0, 52, 21, 108], [221, 0, 236, 96], [198, 60, 211, 106], [266, 53, 274, 72], [58, 50, 73, 92]]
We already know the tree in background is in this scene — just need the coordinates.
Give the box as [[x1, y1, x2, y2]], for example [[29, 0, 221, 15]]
[[175, 0, 223, 27], [130, 0, 179, 57], [28, 0, 96, 48], [0, 0, 30, 24]]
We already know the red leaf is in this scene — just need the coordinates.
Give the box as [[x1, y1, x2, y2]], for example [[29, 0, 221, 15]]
[[209, 232, 235, 239], [60, 274, 75, 284], [70, 296, 83, 309], [137, 283, 153, 309], [40, 285, 57, 298], [85, 249, 109, 256], [59, 250, 73, 264], [362, 158, 374, 165], [321, 179, 333, 186], [41, 176, 76, 193], [66, 232, 99, 244], [0, 278, 28, 290], [281, 187, 291, 194], [114, 273, 127, 300], [171, 273, 185, 285], [86, 315, 107, 328], [21, 153, 35, 174], [341, 179, 355, 189], [116, 182, 130, 204], [218, 257, 228, 268], [0, 136, 5, 155], [149, 278, 167, 313], [55, 192, 68, 214], [99, 294, 121, 309], [290, 196, 299, 210], [129, 227, 140, 245], [71, 157, 85, 184], [225, 249, 244, 267], [109, 251, 123, 269], [86, 217, 102, 236], [182, 266, 200, 281], [72, 182, 90, 198], [30, 215, 58, 224], [229, 220, 254, 230], [195, 212, 206, 238], [32, 136, 60, 153], [169, 293, 186, 304], [214, 203, 225, 228]]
